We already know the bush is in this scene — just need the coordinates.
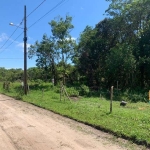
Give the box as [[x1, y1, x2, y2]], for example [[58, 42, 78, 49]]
[[122, 89, 148, 103], [66, 87, 79, 97], [53, 85, 60, 93], [79, 84, 90, 96], [14, 86, 24, 100], [127, 93, 148, 103], [34, 79, 43, 86]]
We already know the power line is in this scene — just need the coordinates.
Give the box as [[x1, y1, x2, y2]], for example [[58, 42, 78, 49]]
[[27, 0, 46, 18], [0, 58, 23, 59], [28, 0, 66, 29], [0, 0, 46, 53], [0, 0, 67, 54], [0, 32, 23, 54], [0, 19, 23, 50]]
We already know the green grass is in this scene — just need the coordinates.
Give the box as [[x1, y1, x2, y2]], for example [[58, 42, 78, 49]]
[[0, 82, 150, 147]]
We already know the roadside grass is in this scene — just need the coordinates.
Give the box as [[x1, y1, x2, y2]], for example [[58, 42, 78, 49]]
[[0, 82, 150, 147]]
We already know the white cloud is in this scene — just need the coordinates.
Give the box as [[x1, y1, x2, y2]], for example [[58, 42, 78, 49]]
[[28, 36, 34, 42], [0, 33, 8, 42], [0, 33, 32, 53], [17, 43, 24, 48], [17, 42, 31, 52]]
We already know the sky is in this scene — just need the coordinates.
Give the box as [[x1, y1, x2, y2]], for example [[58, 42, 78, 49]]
[[0, 0, 110, 69]]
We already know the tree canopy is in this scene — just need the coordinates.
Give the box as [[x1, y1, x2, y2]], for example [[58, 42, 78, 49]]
[[24, 1, 150, 90]]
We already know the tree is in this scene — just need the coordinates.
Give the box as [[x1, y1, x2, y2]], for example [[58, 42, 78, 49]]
[[0, 67, 7, 81], [105, 43, 136, 88], [27, 67, 43, 81], [137, 26, 150, 87], [49, 15, 76, 84], [106, 0, 150, 88], [28, 34, 57, 83], [106, 0, 150, 37], [77, 26, 96, 86], [77, 18, 119, 88], [0, 67, 23, 82], [28, 16, 76, 85]]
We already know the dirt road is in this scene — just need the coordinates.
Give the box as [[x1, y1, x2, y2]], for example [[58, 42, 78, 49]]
[[0, 94, 145, 150]]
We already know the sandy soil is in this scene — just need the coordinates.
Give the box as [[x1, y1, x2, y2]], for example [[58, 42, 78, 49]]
[[0, 94, 147, 150]]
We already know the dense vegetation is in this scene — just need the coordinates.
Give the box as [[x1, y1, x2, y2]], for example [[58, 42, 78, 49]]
[[1, 0, 150, 102], [28, 0, 150, 97]]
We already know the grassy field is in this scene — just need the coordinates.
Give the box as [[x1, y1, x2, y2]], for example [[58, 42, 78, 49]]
[[0, 82, 150, 147]]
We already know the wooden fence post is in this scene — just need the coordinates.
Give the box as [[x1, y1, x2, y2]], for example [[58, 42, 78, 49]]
[[149, 90, 150, 103], [60, 82, 62, 101], [110, 86, 114, 113], [117, 81, 118, 95]]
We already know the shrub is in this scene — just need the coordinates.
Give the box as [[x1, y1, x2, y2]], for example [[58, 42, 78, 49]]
[[35, 79, 43, 86], [122, 89, 148, 103], [79, 84, 90, 96], [53, 85, 60, 93], [66, 87, 79, 97], [127, 93, 148, 103]]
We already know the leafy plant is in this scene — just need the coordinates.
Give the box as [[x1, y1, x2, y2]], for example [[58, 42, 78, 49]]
[[66, 87, 79, 97], [79, 84, 90, 96]]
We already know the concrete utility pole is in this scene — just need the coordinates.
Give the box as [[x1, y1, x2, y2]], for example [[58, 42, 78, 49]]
[[24, 5, 27, 95]]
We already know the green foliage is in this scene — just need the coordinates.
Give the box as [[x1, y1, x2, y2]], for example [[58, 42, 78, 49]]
[[14, 86, 24, 100], [3, 0, 150, 102], [28, 15, 76, 85], [66, 87, 79, 97], [28, 67, 44, 81], [121, 90, 149, 103], [127, 94, 148, 103], [79, 84, 90, 96], [106, 43, 136, 88], [53, 85, 61, 93], [76, 0, 150, 90], [28, 34, 57, 83], [49, 15, 76, 85], [0, 67, 23, 82], [34, 79, 43, 86]]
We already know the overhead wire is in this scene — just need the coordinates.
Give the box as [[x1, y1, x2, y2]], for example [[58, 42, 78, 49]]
[[27, 0, 46, 18], [0, 58, 23, 59], [0, 0, 68, 56], [28, 0, 66, 29], [4, 32, 24, 50], [0, 0, 47, 54], [0, 32, 23, 54], [0, 19, 23, 51]]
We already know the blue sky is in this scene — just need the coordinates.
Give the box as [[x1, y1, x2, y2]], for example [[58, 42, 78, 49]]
[[0, 0, 110, 69]]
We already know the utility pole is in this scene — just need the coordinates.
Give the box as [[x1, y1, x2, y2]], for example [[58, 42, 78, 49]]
[[24, 5, 27, 95]]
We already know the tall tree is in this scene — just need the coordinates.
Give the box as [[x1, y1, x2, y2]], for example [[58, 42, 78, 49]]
[[49, 15, 76, 84], [77, 18, 118, 88], [106, 0, 150, 88], [105, 43, 136, 88], [77, 26, 97, 86], [28, 34, 57, 83]]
